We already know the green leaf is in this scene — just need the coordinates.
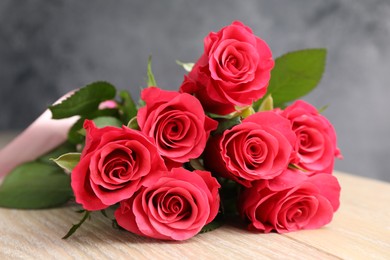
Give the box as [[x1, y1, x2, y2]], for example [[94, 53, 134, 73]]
[[52, 152, 81, 172], [93, 116, 123, 128], [199, 217, 223, 234], [49, 81, 117, 119], [189, 159, 205, 171], [90, 108, 120, 118], [217, 177, 241, 217], [127, 116, 139, 130], [258, 94, 274, 112], [240, 106, 255, 119], [176, 60, 195, 72], [68, 117, 86, 144], [147, 56, 157, 87], [37, 142, 76, 165], [118, 90, 137, 123], [76, 116, 123, 136], [214, 117, 241, 135], [254, 49, 327, 109], [137, 96, 146, 109], [63, 210, 90, 239], [207, 112, 236, 120], [67, 109, 119, 145], [0, 162, 72, 209]]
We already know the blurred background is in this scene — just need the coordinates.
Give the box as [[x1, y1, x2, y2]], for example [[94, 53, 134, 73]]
[[0, 0, 389, 181]]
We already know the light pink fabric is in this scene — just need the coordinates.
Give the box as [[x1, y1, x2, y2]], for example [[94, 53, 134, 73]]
[[0, 94, 78, 183]]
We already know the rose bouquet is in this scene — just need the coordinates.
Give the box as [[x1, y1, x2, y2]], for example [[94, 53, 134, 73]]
[[0, 21, 342, 240]]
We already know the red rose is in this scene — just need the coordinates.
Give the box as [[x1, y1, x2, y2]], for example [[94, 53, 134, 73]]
[[180, 21, 274, 115], [204, 112, 296, 187], [115, 168, 220, 240], [71, 120, 167, 211], [137, 87, 217, 166], [239, 169, 341, 233], [281, 100, 342, 175]]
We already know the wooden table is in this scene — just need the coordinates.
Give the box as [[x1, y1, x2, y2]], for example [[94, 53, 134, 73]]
[[1, 135, 389, 259]]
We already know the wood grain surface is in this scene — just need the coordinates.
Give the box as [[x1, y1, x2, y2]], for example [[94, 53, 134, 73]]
[[1, 135, 389, 259]]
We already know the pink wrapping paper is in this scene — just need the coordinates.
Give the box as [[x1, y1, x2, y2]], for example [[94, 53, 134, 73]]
[[0, 94, 78, 183]]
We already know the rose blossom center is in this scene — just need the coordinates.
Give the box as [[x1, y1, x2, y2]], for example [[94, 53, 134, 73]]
[[295, 126, 325, 163], [224, 128, 282, 180], [104, 151, 134, 179], [244, 137, 268, 169], [100, 147, 138, 185], [211, 40, 259, 84], [157, 111, 192, 147], [150, 189, 192, 222], [91, 141, 152, 190], [278, 196, 318, 230]]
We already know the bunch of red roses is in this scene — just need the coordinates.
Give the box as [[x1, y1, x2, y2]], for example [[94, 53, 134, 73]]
[[58, 21, 342, 240]]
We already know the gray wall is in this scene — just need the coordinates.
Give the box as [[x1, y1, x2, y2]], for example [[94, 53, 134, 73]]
[[1, 0, 389, 181]]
